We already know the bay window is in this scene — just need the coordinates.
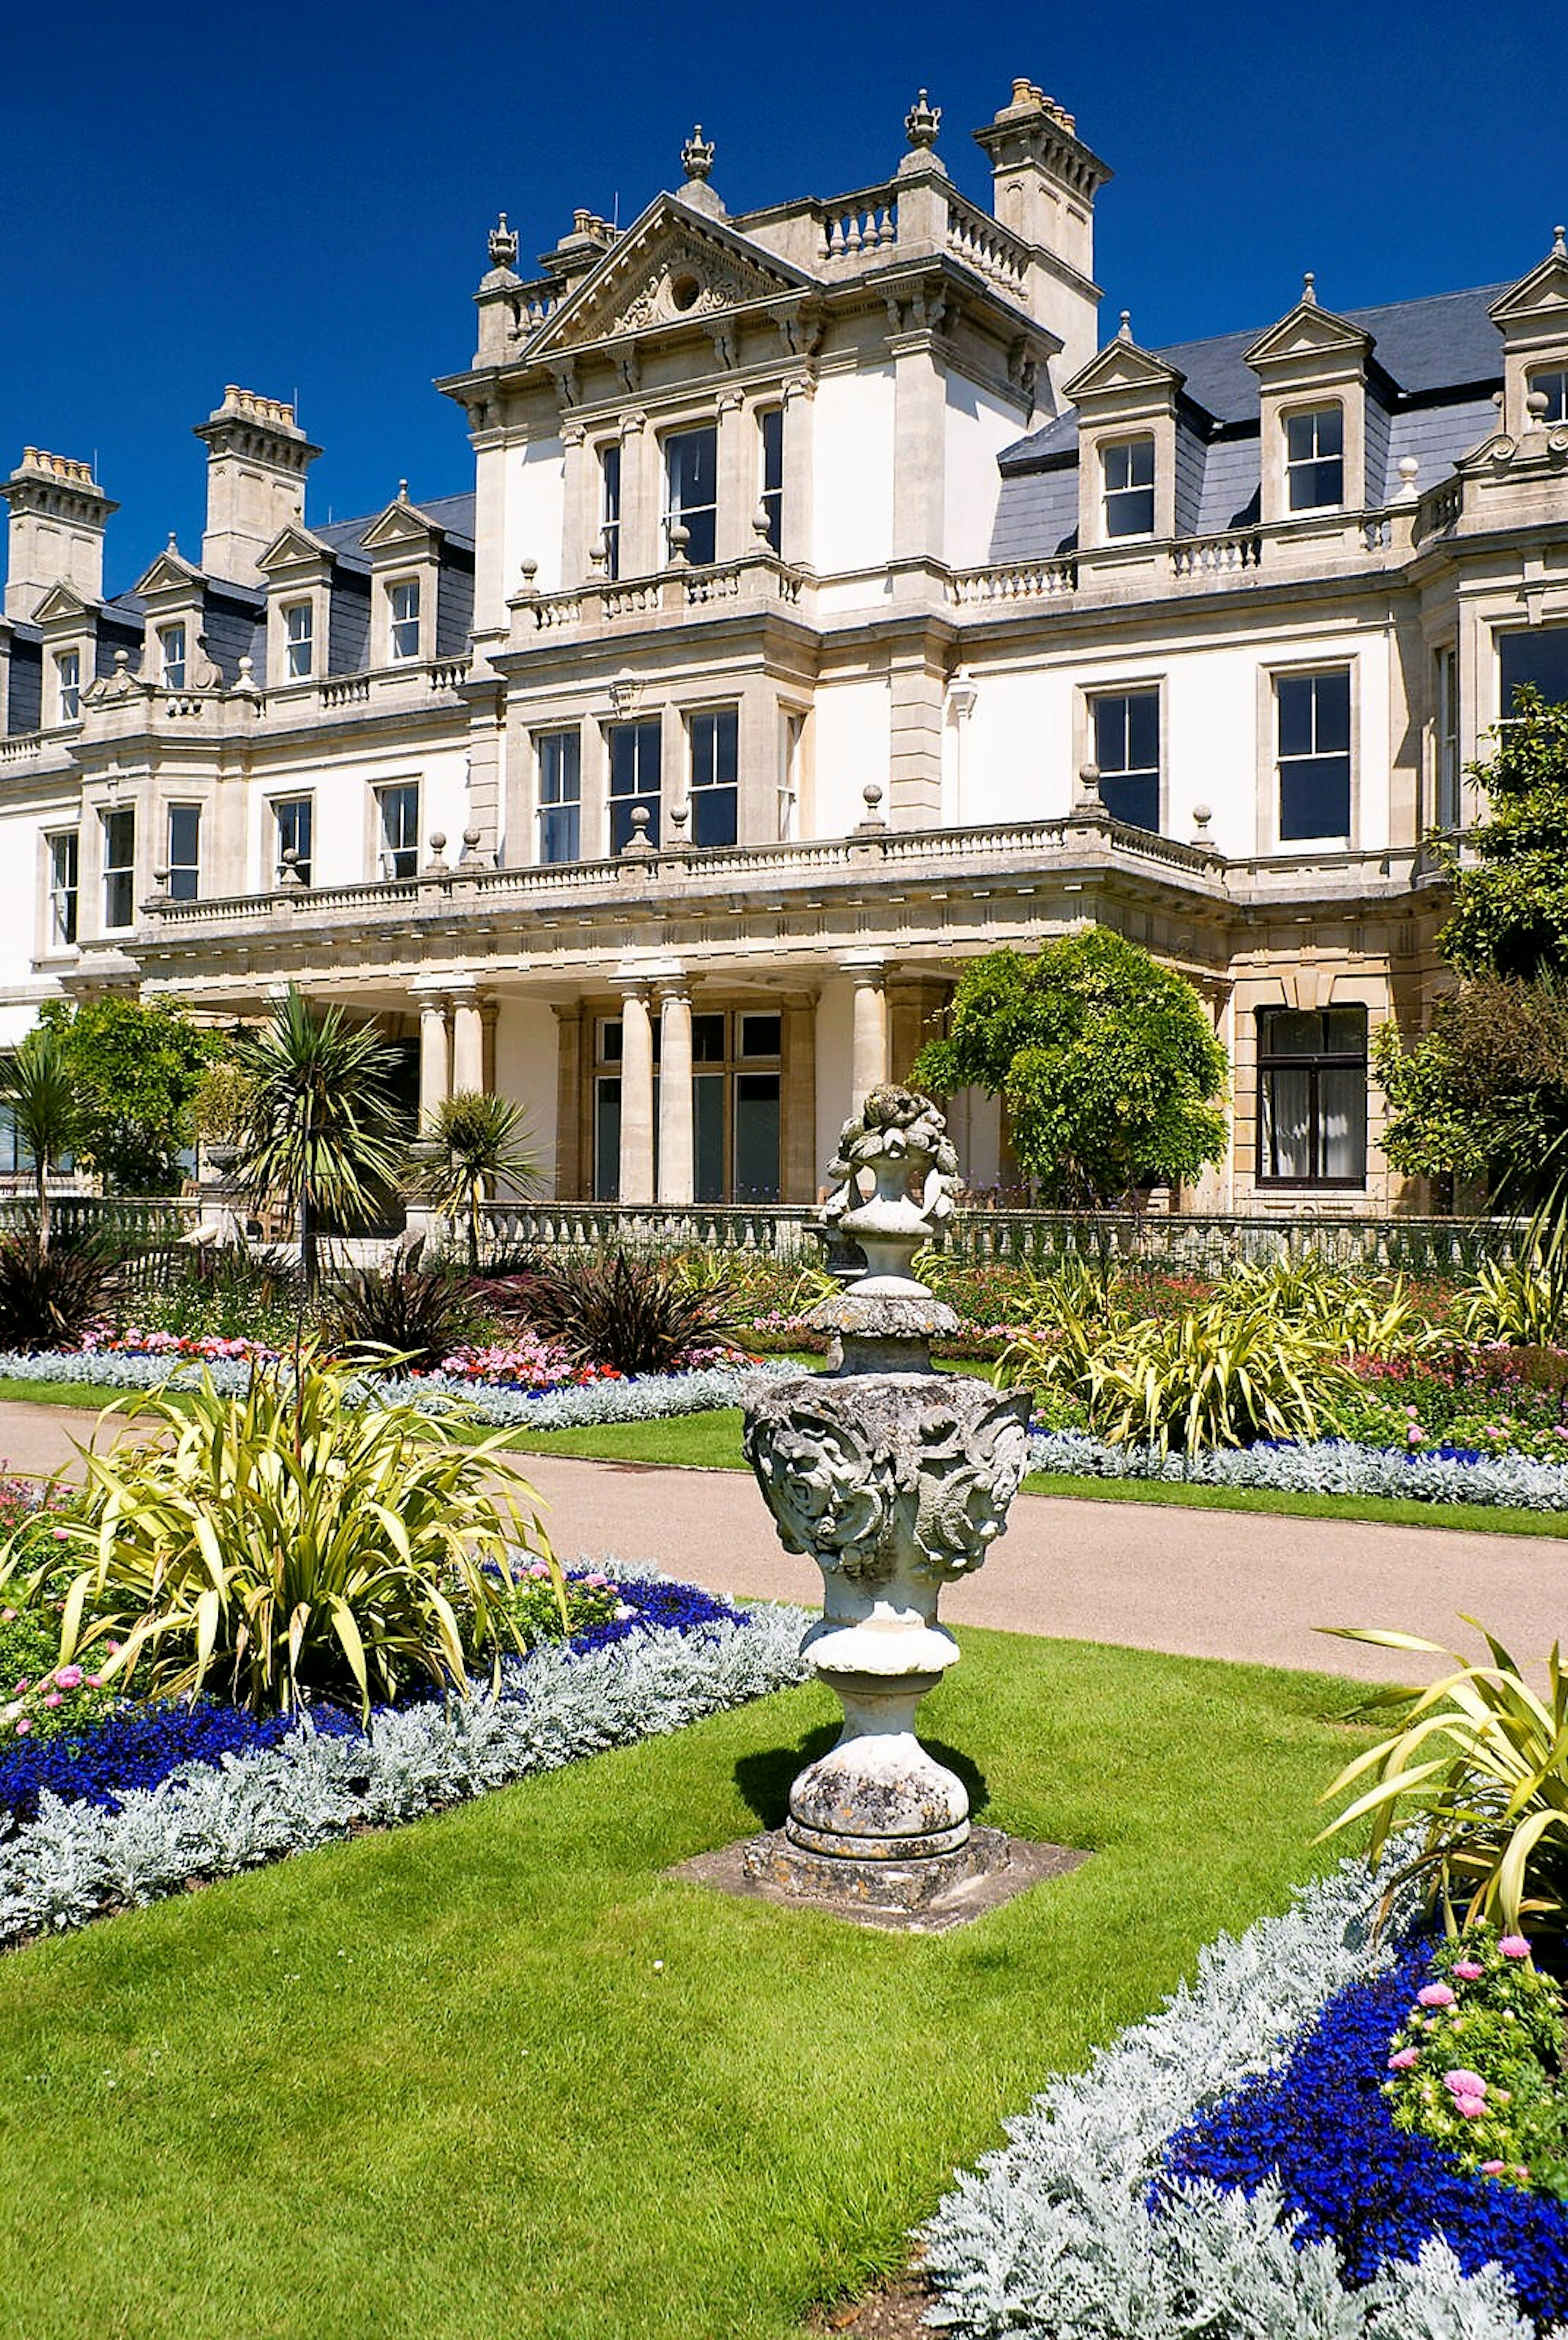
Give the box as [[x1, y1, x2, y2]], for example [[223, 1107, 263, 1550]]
[[1257, 1007, 1368, 1187]]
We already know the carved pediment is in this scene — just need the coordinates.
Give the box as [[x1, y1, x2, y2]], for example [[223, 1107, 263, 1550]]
[[359, 498, 443, 554], [256, 522, 334, 574], [1066, 334, 1186, 406], [133, 544, 205, 597], [1490, 249, 1568, 332], [31, 580, 95, 626], [1245, 295, 1372, 373], [527, 198, 814, 360]]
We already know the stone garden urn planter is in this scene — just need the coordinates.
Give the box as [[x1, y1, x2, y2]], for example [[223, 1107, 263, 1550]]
[[741, 1085, 1033, 1913]]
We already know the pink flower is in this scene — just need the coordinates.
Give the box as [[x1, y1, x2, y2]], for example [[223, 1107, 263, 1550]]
[[1482, 2160, 1506, 2176], [1452, 1962, 1484, 1981], [1444, 2070, 1487, 2097], [52, 1527, 69, 1542], [105, 1640, 120, 1656], [85, 1675, 102, 1690], [1455, 2097, 1488, 2119], [53, 1665, 82, 1690], [1387, 2048, 1419, 2070], [1500, 1936, 1531, 1960], [42, 1690, 60, 1708], [13, 1717, 30, 1735], [1407, 1425, 1425, 1445], [13, 1679, 27, 1696], [1418, 1984, 1457, 2008]]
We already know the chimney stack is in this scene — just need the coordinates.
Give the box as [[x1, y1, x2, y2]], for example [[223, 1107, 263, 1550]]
[[1, 448, 118, 621], [972, 81, 1114, 382], [193, 387, 322, 585]]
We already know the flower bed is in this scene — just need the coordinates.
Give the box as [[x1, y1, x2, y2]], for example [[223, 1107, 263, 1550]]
[[0, 1565, 811, 1948], [922, 1855, 1568, 2338], [1027, 1427, 1568, 1512]]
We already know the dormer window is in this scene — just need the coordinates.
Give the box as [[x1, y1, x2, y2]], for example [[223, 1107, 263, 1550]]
[[55, 650, 81, 725], [1101, 436, 1155, 539], [1285, 406, 1344, 511], [158, 623, 187, 690], [1529, 367, 1568, 425], [388, 579, 421, 662], [284, 601, 314, 679], [664, 426, 717, 566]]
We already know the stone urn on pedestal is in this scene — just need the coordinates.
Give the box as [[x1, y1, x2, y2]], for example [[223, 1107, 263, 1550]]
[[740, 1085, 1036, 1917]]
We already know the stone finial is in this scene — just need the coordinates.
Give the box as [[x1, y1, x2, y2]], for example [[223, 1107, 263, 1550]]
[[904, 89, 941, 151], [1301, 270, 1317, 307], [822, 1084, 960, 1270], [667, 520, 691, 565], [1555, 225, 1567, 260], [681, 125, 715, 182], [1528, 389, 1551, 423], [667, 799, 690, 841], [856, 780, 887, 833], [1396, 454, 1421, 500], [424, 830, 450, 875], [151, 865, 171, 897], [621, 803, 656, 858], [233, 653, 261, 699], [278, 846, 303, 888], [459, 826, 486, 867], [396, 479, 410, 503], [1076, 759, 1102, 805], [1117, 309, 1133, 343], [1192, 802, 1213, 842], [488, 212, 519, 273]]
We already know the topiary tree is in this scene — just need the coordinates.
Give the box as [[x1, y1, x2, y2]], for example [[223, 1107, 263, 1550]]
[[407, 1091, 540, 1271], [36, 995, 220, 1196], [912, 926, 1229, 1209]]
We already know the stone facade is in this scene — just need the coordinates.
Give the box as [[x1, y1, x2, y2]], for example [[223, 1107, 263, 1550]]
[[3, 85, 1568, 1215]]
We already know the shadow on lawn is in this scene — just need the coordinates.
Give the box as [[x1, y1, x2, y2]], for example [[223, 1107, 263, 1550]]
[[733, 1726, 990, 1831]]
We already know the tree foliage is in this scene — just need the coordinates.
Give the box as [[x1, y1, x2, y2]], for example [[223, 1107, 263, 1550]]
[[37, 995, 219, 1196], [911, 926, 1229, 1207], [0, 1028, 79, 1249], [1377, 692, 1568, 1193], [408, 1090, 540, 1271]]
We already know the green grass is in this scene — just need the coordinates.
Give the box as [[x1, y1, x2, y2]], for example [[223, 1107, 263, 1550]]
[[7, 1375, 1567, 1540], [0, 1629, 1367, 2340]]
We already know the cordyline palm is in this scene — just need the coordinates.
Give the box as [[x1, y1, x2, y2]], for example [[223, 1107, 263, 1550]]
[[410, 1090, 539, 1271], [233, 987, 408, 1288], [0, 1027, 78, 1255]]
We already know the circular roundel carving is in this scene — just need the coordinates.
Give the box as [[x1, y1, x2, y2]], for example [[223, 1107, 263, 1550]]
[[669, 273, 702, 312]]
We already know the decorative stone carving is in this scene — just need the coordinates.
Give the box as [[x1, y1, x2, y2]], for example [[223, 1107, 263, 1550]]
[[741, 1085, 1031, 1908]]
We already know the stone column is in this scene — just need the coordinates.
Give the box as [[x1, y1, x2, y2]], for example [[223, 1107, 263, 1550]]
[[618, 985, 655, 1204], [418, 996, 451, 1130], [714, 388, 748, 563], [560, 420, 588, 583], [481, 998, 500, 1095], [619, 410, 653, 577], [656, 982, 694, 1205], [782, 991, 818, 1204], [451, 992, 486, 1094], [846, 956, 889, 1102], [552, 1003, 584, 1200]]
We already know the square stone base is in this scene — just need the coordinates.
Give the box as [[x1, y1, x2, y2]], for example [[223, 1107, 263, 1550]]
[[668, 1825, 1090, 1934]]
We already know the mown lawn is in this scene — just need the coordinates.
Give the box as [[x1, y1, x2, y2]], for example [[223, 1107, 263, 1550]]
[[0, 1629, 1368, 2340]]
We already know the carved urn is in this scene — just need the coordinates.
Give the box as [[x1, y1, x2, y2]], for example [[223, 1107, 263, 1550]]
[[742, 1086, 1031, 1908]]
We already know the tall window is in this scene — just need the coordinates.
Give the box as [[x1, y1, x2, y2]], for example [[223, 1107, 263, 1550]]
[[688, 709, 739, 848], [1091, 690, 1160, 831], [538, 730, 581, 864], [1529, 368, 1568, 425], [758, 408, 784, 554], [166, 805, 200, 902], [55, 649, 81, 725], [778, 709, 804, 840], [1276, 668, 1351, 841], [47, 832, 78, 946], [609, 720, 662, 852], [664, 425, 717, 565], [101, 806, 135, 930], [599, 443, 622, 580], [1101, 436, 1155, 539], [158, 623, 187, 690], [1257, 1007, 1368, 1187], [1499, 626, 1568, 717], [1434, 646, 1460, 830], [592, 1009, 780, 1203], [273, 796, 313, 886], [388, 579, 421, 661], [1285, 406, 1345, 511], [376, 782, 421, 879], [284, 601, 314, 679]]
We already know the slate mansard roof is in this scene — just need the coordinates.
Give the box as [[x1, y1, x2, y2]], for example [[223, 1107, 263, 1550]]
[[991, 281, 1511, 563]]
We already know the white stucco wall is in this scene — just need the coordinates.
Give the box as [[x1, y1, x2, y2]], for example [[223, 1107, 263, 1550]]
[[810, 366, 895, 577], [246, 742, 471, 890], [811, 675, 891, 835], [506, 436, 566, 598], [943, 376, 1027, 571], [492, 996, 559, 1188]]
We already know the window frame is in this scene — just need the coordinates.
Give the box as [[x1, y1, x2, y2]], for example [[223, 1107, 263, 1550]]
[[599, 442, 622, 581], [46, 829, 79, 948], [165, 804, 201, 903], [1283, 403, 1346, 514], [1100, 434, 1156, 541], [686, 706, 739, 849], [1528, 366, 1568, 425], [1255, 1006, 1369, 1191], [283, 599, 314, 680], [1433, 644, 1460, 830], [608, 719, 662, 853], [1272, 664, 1353, 844], [271, 793, 314, 888], [375, 781, 421, 880], [663, 423, 719, 566], [158, 622, 187, 691], [100, 805, 136, 932], [54, 648, 81, 726], [758, 407, 784, 556], [388, 577, 421, 663], [536, 729, 582, 865], [1089, 685, 1162, 833]]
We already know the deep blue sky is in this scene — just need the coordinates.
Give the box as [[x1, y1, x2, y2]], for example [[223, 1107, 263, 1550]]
[[3, 0, 1561, 599]]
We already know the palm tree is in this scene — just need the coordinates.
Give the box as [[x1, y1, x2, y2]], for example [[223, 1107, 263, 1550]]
[[0, 1028, 78, 1255], [233, 987, 408, 1288], [409, 1091, 539, 1271]]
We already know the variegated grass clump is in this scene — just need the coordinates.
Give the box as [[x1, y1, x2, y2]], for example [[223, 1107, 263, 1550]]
[[2, 1351, 561, 1718]]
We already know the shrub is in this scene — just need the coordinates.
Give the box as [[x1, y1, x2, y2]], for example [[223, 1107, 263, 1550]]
[[324, 1256, 480, 1371], [1321, 1620, 1568, 1941], [1225, 1249, 1421, 1356], [521, 1249, 740, 1376], [0, 1233, 123, 1353], [8, 1353, 561, 1718], [1459, 1249, 1568, 1347]]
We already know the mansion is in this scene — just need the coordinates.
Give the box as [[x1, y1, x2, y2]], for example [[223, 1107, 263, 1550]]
[[3, 81, 1568, 1215]]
